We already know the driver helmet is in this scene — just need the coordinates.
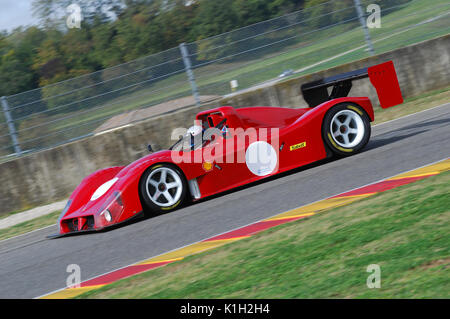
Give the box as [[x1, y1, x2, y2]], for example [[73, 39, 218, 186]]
[[187, 125, 203, 137], [186, 125, 203, 149]]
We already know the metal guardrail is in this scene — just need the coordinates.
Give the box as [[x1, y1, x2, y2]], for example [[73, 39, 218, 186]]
[[0, 0, 448, 159]]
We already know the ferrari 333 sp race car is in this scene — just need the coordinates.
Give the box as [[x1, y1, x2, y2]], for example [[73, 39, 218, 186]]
[[53, 61, 403, 237]]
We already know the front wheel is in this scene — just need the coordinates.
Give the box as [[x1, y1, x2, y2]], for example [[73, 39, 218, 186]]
[[139, 164, 187, 214], [322, 103, 371, 156]]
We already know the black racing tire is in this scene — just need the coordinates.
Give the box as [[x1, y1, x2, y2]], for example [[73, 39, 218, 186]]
[[139, 163, 188, 215], [322, 103, 371, 157]]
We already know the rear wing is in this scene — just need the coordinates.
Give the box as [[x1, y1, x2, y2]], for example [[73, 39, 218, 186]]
[[301, 61, 403, 109]]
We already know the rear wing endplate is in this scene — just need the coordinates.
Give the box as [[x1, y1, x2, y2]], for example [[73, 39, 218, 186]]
[[301, 61, 403, 109]]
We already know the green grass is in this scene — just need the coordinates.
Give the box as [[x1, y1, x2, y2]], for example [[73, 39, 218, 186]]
[[0, 209, 27, 221], [78, 170, 450, 299], [0, 210, 60, 241], [0, 199, 64, 221]]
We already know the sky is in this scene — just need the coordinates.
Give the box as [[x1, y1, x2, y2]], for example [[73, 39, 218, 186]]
[[0, 0, 40, 32]]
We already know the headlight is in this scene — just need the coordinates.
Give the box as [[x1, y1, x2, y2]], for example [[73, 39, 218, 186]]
[[104, 209, 112, 222], [90, 178, 118, 201], [98, 191, 124, 226]]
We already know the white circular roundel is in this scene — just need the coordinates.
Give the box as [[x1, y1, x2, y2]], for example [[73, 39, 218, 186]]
[[245, 141, 278, 176]]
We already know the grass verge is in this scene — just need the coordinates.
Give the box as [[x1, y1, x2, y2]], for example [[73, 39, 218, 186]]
[[372, 86, 450, 125], [0, 211, 59, 242], [78, 170, 450, 298]]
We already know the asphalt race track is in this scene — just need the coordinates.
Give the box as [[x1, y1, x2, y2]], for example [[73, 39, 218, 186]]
[[0, 103, 449, 299]]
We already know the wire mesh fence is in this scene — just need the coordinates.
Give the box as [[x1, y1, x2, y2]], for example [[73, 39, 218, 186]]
[[0, 0, 449, 160]]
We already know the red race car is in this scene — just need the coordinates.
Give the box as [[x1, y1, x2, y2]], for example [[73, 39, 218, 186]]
[[52, 61, 403, 237]]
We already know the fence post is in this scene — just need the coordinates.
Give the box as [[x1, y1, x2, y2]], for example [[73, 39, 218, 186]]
[[1, 96, 21, 155], [353, 0, 375, 55], [179, 42, 201, 107]]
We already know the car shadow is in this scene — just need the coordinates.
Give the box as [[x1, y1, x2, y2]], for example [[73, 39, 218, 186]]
[[365, 130, 428, 152], [394, 117, 450, 131]]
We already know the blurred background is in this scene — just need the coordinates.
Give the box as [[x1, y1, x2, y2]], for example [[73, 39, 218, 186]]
[[0, 1, 449, 300], [0, 0, 449, 159]]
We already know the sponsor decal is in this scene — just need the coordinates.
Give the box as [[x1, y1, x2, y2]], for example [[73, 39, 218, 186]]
[[202, 161, 214, 172], [289, 141, 306, 151]]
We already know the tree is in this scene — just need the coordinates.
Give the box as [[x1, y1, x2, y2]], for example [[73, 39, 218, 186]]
[[0, 27, 46, 97], [188, 0, 238, 40], [0, 50, 35, 96]]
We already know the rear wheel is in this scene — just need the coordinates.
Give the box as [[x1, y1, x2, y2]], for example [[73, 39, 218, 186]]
[[322, 103, 371, 156], [139, 164, 187, 214]]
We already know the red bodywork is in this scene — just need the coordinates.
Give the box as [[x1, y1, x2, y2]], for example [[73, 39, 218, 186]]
[[56, 62, 401, 236]]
